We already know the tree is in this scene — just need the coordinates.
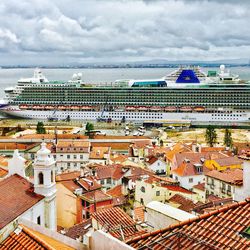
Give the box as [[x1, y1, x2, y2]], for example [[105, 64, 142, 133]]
[[36, 121, 46, 134], [160, 139, 164, 147], [205, 126, 217, 147], [85, 122, 94, 132], [224, 128, 233, 148]]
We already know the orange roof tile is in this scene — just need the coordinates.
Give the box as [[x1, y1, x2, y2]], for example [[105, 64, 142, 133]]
[[127, 198, 250, 249], [213, 156, 243, 167], [162, 184, 194, 194], [0, 167, 8, 178], [168, 194, 197, 212], [65, 219, 92, 240], [146, 156, 159, 165], [91, 142, 130, 151], [60, 180, 80, 193], [82, 189, 112, 203], [206, 169, 243, 185], [193, 182, 205, 191], [106, 185, 123, 197], [0, 226, 48, 250], [89, 147, 110, 159], [57, 140, 89, 148], [0, 174, 44, 229], [94, 164, 126, 180], [56, 172, 101, 192], [166, 143, 192, 161], [92, 207, 145, 241], [0, 142, 38, 151], [111, 154, 129, 163], [56, 171, 80, 181], [93, 135, 150, 140], [134, 206, 145, 222]]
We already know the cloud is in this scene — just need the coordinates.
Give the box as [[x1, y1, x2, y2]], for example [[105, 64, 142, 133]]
[[0, 0, 249, 65]]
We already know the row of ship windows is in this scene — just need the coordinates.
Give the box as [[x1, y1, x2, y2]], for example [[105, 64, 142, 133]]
[[22, 94, 250, 98]]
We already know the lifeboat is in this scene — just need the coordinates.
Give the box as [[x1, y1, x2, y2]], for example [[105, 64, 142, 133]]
[[164, 106, 177, 112], [58, 105, 66, 110], [45, 105, 54, 110], [19, 104, 28, 109], [138, 106, 148, 111], [126, 106, 137, 111], [180, 106, 192, 112], [71, 106, 80, 110], [33, 105, 44, 110], [81, 106, 92, 110], [150, 106, 162, 111], [193, 106, 205, 112]]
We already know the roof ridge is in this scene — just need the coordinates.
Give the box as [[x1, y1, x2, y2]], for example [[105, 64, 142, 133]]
[[126, 198, 250, 244], [21, 224, 55, 250]]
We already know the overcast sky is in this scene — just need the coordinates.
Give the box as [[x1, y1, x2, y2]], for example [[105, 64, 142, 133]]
[[0, 0, 249, 65]]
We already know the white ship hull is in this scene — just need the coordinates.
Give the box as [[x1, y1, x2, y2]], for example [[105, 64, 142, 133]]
[[1, 106, 250, 123]]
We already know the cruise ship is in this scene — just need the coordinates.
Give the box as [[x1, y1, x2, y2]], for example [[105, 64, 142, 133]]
[[0, 66, 249, 123]]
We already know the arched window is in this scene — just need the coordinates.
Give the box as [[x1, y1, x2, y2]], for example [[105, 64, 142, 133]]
[[38, 172, 44, 185], [51, 170, 54, 183]]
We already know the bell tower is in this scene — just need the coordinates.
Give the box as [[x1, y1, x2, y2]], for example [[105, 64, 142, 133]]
[[34, 142, 57, 230]]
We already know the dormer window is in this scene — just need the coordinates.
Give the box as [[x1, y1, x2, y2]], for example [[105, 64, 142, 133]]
[[194, 163, 203, 173]]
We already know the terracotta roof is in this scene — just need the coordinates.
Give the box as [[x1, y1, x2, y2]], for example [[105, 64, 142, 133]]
[[0, 174, 44, 229], [162, 185, 194, 194], [207, 194, 222, 202], [77, 176, 101, 191], [200, 146, 225, 152], [81, 189, 112, 203], [193, 182, 205, 191], [91, 142, 130, 151], [65, 219, 92, 240], [146, 156, 159, 165], [213, 156, 243, 167], [172, 161, 209, 177], [168, 194, 197, 212], [89, 147, 110, 159], [0, 167, 8, 178], [193, 198, 233, 214], [111, 154, 129, 163], [171, 151, 227, 177], [0, 155, 9, 167], [0, 142, 38, 151], [60, 180, 80, 193], [94, 164, 126, 180], [142, 175, 177, 186], [206, 169, 243, 185], [0, 225, 48, 250], [131, 140, 151, 148], [57, 172, 101, 192], [166, 143, 192, 162], [92, 207, 145, 241], [56, 171, 80, 181], [134, 206, 145, 222], [93, 135, 150, 140], [106, 185, 123, 197], [127, 198, 250, 249], [57, 140, 89, 148]]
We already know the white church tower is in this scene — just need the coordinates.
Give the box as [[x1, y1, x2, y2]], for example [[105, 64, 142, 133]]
[[34, 142, 57, 231]]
